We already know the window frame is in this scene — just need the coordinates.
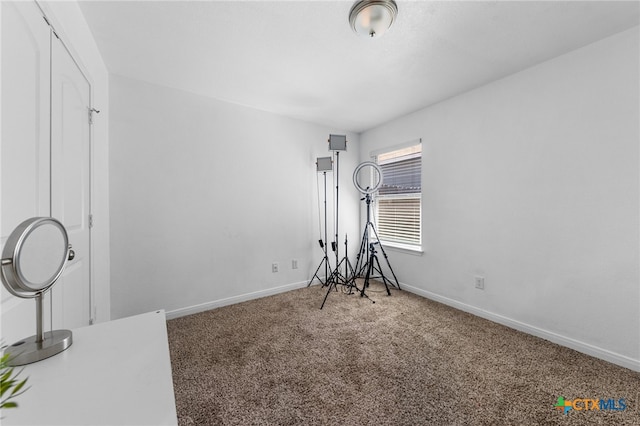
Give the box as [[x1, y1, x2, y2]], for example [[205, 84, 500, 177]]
[[371, 139, 423, 254]]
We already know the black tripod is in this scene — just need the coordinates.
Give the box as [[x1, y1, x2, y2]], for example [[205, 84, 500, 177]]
[[320, 234, 358, 309], [321, 150, 363, 308], [361, 242, 391, 297], [336, 234, 357, 291], [351, 193, 401, 296], [309, 170, 333, 286]]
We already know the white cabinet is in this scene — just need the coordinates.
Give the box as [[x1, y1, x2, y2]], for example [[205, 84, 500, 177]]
[[3, 311, 178, 425]]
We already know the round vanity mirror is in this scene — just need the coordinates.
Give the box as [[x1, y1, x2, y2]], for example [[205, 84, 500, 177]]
[[2, 217, 69, 295], [1, 217, 73, 366]]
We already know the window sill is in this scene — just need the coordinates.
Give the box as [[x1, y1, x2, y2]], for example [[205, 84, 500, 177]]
[[379, 241, 424, 256]]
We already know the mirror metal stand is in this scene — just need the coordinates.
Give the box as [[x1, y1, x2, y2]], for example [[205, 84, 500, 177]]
[[3, 293, 73, 366]]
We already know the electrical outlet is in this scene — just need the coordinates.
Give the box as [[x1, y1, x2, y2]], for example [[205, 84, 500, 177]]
[[292, 259, 298, 269], [272, 263, 279, 273], [474, 276, 485, 290]]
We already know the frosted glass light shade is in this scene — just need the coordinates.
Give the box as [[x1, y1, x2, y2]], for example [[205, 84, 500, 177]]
[[349, 0, 398, 38]]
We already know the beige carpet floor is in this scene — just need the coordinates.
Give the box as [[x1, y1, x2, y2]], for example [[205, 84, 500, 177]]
[[167, 281, 640, 425]]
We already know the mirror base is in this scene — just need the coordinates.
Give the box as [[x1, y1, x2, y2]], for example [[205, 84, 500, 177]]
[[4, 330, 72, 366]]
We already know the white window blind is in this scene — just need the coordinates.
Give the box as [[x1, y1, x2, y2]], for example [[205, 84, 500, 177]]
[[376, 143, 422, 247]]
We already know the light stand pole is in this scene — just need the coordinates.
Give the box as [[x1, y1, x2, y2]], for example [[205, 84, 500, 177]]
[[309, 157, 333, 286], [320, 135, 351, 309], [332, 151, 342, 278]]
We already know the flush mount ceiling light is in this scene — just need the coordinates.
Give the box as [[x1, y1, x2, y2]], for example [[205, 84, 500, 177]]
[[349, 0, 398, 38]]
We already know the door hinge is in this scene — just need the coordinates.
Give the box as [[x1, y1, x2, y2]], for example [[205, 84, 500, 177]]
[[88, 108, 100, 125], [89, 214, 94, 229]]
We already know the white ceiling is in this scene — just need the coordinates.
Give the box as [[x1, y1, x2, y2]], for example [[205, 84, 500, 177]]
[[78, 0, 639, 133]]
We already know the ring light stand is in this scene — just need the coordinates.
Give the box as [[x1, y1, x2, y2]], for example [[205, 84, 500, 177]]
[[351, 162, 401, 298], [1, 217, 74, 366]]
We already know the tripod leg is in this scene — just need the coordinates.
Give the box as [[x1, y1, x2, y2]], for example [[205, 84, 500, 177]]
[[320, 282, 336, 309], [308, 256, 328, 287], [344, 257, 357, 291], [333, 256, 350, 285], [378, 248, 401, 290], [353, 224, 368, 280], [369, 226, 401, 290], [361, 252, 375, 298], [325, 267, 338, 286], [372, 255, 391, 296]]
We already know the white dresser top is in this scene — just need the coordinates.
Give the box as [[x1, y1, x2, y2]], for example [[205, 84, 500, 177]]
[[3, 310, 178, 425]]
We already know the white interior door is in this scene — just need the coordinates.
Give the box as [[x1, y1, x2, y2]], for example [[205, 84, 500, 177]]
[[0, 0, 52, 343], [50, 34, 92, 330]]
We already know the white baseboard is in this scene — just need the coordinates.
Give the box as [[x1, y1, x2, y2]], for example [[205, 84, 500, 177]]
[[401, 283, 640, 373], [165, 280, 311, 320]]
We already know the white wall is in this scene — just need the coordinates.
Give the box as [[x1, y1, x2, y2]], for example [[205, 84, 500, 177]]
[[109, 74, 360, 320], [39, 0, 111, 324], [360, 27, 640, 371]]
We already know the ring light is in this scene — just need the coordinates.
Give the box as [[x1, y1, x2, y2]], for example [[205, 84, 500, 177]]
[[353, 161, 383, 194]]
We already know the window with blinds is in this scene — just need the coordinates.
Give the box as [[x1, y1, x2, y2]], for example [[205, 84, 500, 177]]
[[375, 143, 422, 248]]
